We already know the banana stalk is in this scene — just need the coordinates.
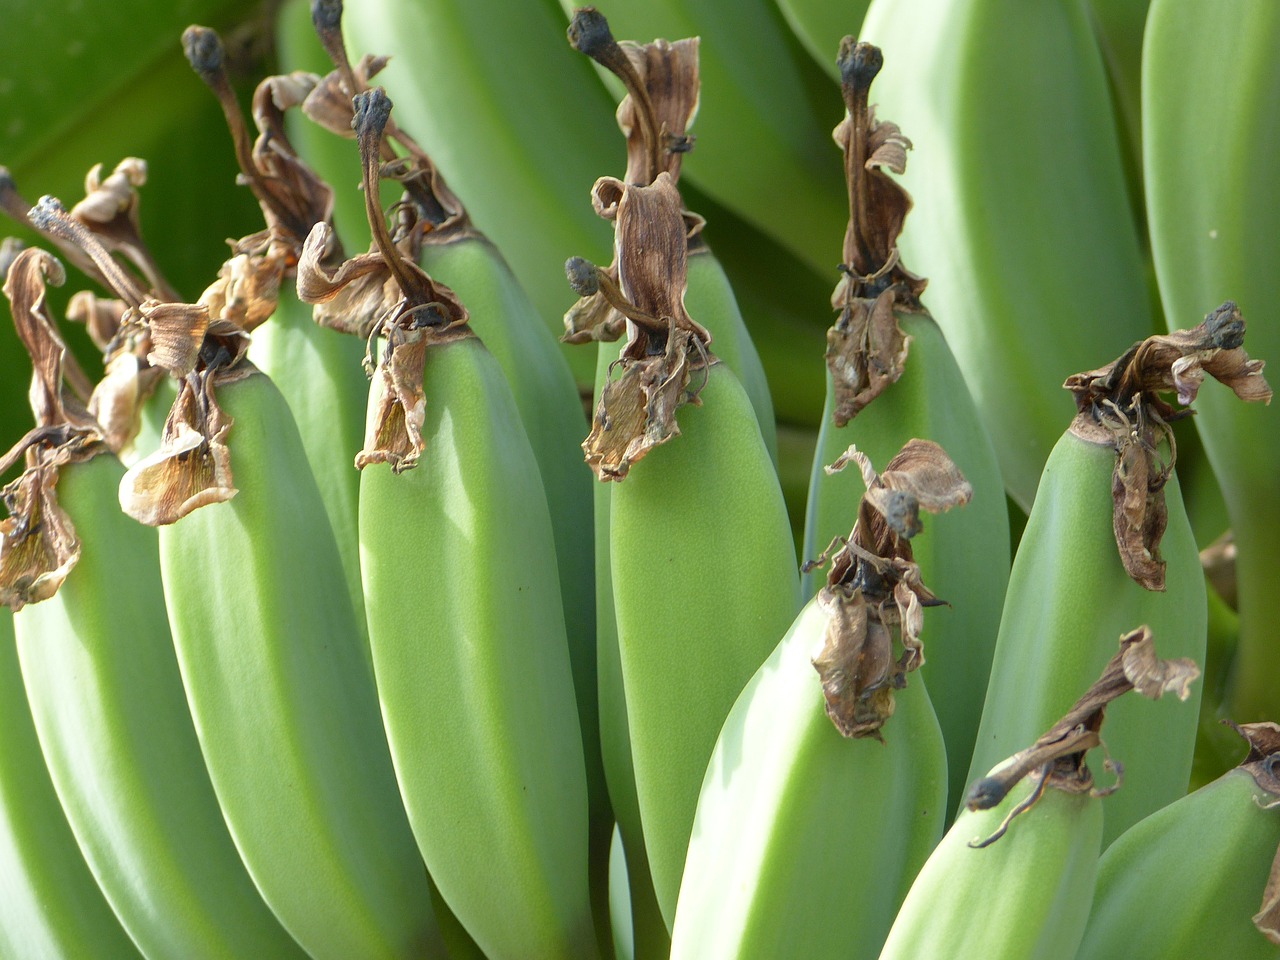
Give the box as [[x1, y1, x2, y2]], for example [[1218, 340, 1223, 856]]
[[2, 246, 307, 960], [0, 614, 143, 960], [1142, 0, 1280, 722], [307, 89, 597, 960], [859, 0, 1155, 509], [881, 626, 1199, 960], [1076, 720, 1280, 960], [967, 310, 1269, 846], [671, 439, 964, 960], [575, 169, 800, 927], [802, 40, 1008, 810]]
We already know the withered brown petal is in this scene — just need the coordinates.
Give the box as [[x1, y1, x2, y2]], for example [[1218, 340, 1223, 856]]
[[1257, 844, 1280, 946], [297, 222, 400, 338], [355, 335, 428, 473], [66, 290, 128, 351], [1119, 625, 1199, 699], [878, 438, 974, 513], [813, 585, 900, 739], [118, 379, 236, 525], [0, 465, 80, 611], [301, 55, 390, 138], [1112, 432, 1169, 591], [139, 299, 209, 376], [616, 36, 700, 185], [826, 289, 912, 427], [598, 173, 693, 328], [583, 348, 696, 481], [89, 354, 164, 457], [198, 250, 285, 335]]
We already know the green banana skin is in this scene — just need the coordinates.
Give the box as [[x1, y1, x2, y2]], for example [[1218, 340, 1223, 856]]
[[670, 596, 947, 960], [248, 285, 370, 647], [966, 431, 1206, 847], [803, 311, 1010, 813], [610, 360, 801, 928], [1143, 0, 1280, 722], [14, 453, 308, 960], [0, 615, 143, 960], [159, 369, 445, 960], [360, 336, 597, 960], [1077, 764, 1280, 960], [342, 0, 618, 384], [878, 783, 1103, 960], [556, 0, 846, 279], [859, 0, 1155, 510]]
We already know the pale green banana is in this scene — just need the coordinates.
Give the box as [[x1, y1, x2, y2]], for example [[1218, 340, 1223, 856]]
[[967, 310, 1268, 845], [802, 38, 1008, 812], [879, 782, 1103, 960], [0, 616, 143, 960], [966, 431, 1204, 846], [15, 453, 309, 960], [859, 0, 1155, 509], [883, 624, 1198, 960], [344, 86, 597, 960], [152, 368, 446, 960], [1143, 0, 1280, 722], [669, 596, 947, 960], [1076, 721, 1280, 960]]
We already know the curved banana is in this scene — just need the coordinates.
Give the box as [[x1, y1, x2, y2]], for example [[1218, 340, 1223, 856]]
[[882, 625, 1198, 960], [1143, 0, 1280, 722], [0, 617, 143, 960], [1076, 721, 1280, 960], [672, 438, 958, 960], [325, 89, 596, 960], [802, 39, 1008, 810], [859, 0, 1155, 509], [968, 310, 1269, 845], [2, 244, 306, 958]]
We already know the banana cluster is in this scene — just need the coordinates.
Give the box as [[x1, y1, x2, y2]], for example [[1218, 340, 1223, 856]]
[[1, 1, 1279, 959]]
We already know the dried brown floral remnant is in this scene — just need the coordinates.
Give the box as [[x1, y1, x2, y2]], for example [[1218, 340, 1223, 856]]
[[826, 39, 927, 426], [805, 439, 971, 739], [963, 626, 1200, 846], [563, 7, 700, 344], [0, 248, 109, 609], [1225, 721, 1280, 944], [1065, 302, 1271, 590], [576, 174, 714, 481], [296, 87, 471, 473]]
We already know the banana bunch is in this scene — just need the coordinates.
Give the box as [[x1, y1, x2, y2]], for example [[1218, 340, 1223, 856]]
[[4, 0, 1280, 958]]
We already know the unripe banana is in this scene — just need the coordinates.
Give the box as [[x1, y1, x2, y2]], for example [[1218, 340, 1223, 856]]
[[670, 586, 946, 958], [881, 625, 1199, 960], [329, 88, 596, 960], [1076, 721, 1280, 960], [803, 39, 1009, 811], [0, 617, 142, 960], [859, 0, 1155, 509], [2, 244, 305, 957], [968, 311, 1268, 845], [152, 367, 446, 960], [1143, 0, 1280, 722]]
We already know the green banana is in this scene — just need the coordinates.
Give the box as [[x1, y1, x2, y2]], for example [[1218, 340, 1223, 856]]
[[881, 625, 1198, 960], [802, 39, 1009, 811], [1, 245, 307, 959], [672, 440, 966, 959], [183, 26, 370, 641], [0, 615, 143, 960], [320, 88, 596, 960], [966, 310, 1269, 845], [339, 0, 620, 384], [1076, 720, 1280, 960], [1142, 0, 1280, 722], [558, 0, 845, 278], [859, 0, 1155, 510]]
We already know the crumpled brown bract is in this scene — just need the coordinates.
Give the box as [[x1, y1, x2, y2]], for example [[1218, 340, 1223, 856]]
[[197, 238, 287, 336], [563, 15, 701, 345], [0, 247, 109, 610], [580, 174, 715, 481], [297, 221, 409, 339], [1066, 302, 1271, 590], [826, 39, 927, 427], [808, 439, 971, 739], [963, 625, 1199, 846]]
